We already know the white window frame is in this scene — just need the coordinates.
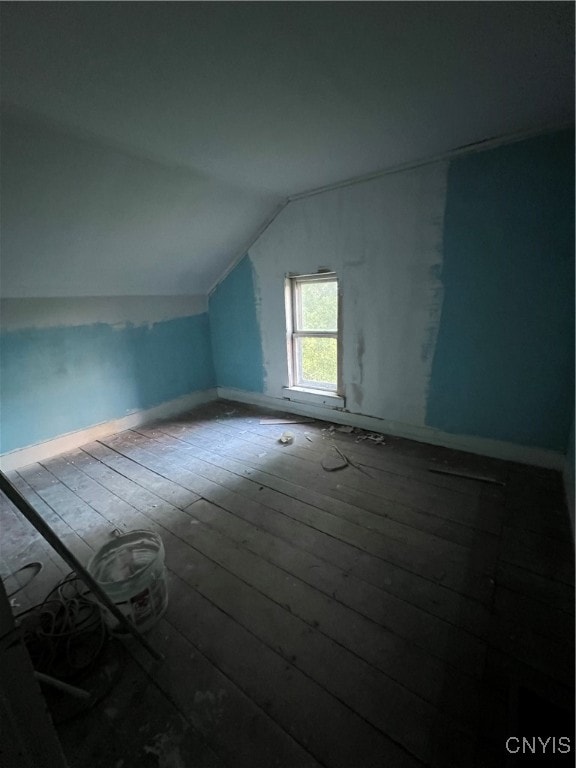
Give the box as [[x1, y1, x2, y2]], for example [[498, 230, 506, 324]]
[[285, 272, 342, 396]]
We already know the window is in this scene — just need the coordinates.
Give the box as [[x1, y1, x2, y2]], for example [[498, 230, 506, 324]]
[[286, 273, 340, 393]]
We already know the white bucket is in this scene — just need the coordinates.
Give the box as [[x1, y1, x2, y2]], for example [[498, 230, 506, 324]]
[[87, 530, 168, 634]]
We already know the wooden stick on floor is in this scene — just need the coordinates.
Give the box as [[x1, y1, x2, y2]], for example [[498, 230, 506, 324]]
[[428, 467, 505, 485], [0, 471, 163, 662], [34, 670, 91, 699]]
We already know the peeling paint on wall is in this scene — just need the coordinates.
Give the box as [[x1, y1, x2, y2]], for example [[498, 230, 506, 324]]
[[0, 296, 208, 331], [354, 331, 365, 406], [420, 263, 444, 364]]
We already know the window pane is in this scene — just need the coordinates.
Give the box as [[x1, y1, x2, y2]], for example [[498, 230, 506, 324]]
[[298, 336, 337, 387], [299, 280, 337, 331]]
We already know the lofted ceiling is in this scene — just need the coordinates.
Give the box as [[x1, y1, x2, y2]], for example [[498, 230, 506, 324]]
[[1, 2, 574, 297]]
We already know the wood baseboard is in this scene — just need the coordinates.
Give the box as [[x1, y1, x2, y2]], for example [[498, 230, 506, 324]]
[[217, 387, 565, 471], [0, 389, 218, 471], [2, 384, 565, 475]]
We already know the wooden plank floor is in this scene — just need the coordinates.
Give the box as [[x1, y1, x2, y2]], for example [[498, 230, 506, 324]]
[[2, 400, 574, 767]]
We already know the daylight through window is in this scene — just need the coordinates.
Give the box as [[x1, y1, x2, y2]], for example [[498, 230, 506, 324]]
[[287, 273, 339, 392]]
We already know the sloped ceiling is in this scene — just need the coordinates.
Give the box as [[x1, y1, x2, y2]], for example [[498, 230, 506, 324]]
[[1, 2, 573, 297]]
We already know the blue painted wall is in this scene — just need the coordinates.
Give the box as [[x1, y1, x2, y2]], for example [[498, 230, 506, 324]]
[[427, 130, 574, 451], [0, 314, 215, 453], [209, 255, 264, 392]]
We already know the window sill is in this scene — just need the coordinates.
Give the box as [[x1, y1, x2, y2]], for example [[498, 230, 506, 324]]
[[282, 386, 345, 409]]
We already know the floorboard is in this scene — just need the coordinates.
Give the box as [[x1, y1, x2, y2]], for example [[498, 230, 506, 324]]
[[1, 400, 573, 768], [137, 423, 500, 568], [98, 430, 496, 637], [120, 427, 496, 603]]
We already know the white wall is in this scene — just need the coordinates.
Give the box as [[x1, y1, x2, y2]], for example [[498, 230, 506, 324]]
[[1, 108, 278, 297], [249, 162, 448, 428]]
